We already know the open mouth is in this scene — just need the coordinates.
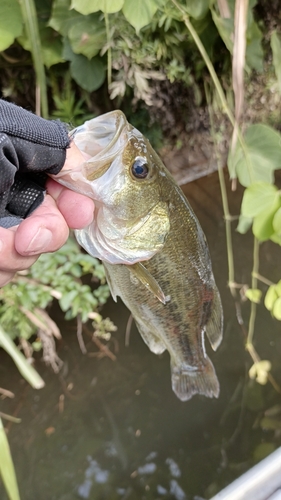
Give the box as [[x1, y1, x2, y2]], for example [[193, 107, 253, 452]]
[[72, 110, 128, 181]]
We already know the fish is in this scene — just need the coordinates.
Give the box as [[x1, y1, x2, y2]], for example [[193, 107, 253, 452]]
[[52, 110, 223, 401]]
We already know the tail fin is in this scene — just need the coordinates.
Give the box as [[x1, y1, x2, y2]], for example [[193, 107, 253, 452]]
[[171, 356, 220, 401]]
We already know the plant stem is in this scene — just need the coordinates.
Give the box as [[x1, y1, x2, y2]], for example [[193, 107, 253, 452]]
[[19, 0, 48, 118], [104, 12, 112, 87], [206, 83, 236, 296], [252, 273, 274, 287], [246, 237, 259, 348], [171, 0, 233, 124], [217, 159, 236, 297], [170, 0, 254, 183]]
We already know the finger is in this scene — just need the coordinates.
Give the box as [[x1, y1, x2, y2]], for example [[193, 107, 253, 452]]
[[0, 271, 16, 287], [46, 178, 95, 229], [14, 195, 69, 256], [0, 226, 38, 273]]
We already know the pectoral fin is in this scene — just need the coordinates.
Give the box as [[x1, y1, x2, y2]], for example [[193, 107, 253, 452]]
[[127, 263, 169, 305]]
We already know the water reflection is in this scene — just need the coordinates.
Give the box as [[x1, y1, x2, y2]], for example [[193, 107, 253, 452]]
[[1, 172, 281, 499], [78, 458, 109, 498]]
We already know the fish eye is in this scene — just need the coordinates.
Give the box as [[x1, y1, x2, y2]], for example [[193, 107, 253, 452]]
[[131, 157, 149, 179]]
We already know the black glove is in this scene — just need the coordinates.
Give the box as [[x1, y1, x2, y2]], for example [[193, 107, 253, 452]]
[[0, 134, 68, 228], [0, 100, 70, 229]]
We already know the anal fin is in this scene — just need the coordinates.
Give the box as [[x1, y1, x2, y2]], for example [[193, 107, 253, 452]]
[[135, 319, 166, 355], [171, 356, 220, 401]]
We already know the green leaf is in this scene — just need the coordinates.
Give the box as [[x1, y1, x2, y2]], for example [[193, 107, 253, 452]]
[[71, 0, 124, 14], [19, 26, 64, 68], [271, 31, 281, 93], [185, 0, 210, 20], [48, 0, 81, 36], [271, 233, 281, 246], [68, 16, 106, 59], [0, 0, 23, 51], [246, 22, 263, 72], [253, 442, 276, 462], [228, 124, 281, 187], [275, 280, 281, 296], [260, 417, 281, 430], [59, 290, 79, 311], [273, 206, 281, 234], [210, 9, 233, 53], [264, 285, 278, 311], [122, 0, 160, 33], [236, 214, 253, 234], [70, 53, 106, 91], [241, 182, 279, 218], [245, 288, 262, 304], [273, 296, 281, 320], [252, 209, 276, 241], [0, 418, 20, 500]]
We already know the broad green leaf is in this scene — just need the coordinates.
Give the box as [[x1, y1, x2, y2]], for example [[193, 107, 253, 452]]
[[122, 0, 159, 33], [271, 233, 281, 246], [0, 418, 20, 500], [241, 182, 279, 218], [68, 16, 106, 59], [0, 0, 23, 51], [245, 288, 262, 304], [252, 209, 276, 241], [273, 296, 281, 320], [264, 285, 278, 311], [185, 0, 209, 20], [228, 124, 281, 187], [70, 53, 106, 91], [48, 0, 81, 36], [18, 27, 64, 68], [273, 206, 281, 234], [0, 326, 45, 389], [71, 0, 124, 14], [236, 214, 253, 234], [271, 31, 281, 93]]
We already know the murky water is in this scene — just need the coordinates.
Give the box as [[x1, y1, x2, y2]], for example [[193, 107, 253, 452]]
[[1, 171, 281, 500]]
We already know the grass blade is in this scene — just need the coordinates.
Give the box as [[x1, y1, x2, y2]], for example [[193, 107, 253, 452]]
[[0, 418, 20, 500], [0, 326, 45, 389]]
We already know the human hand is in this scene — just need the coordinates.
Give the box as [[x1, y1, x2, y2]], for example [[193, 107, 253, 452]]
[[0, 142, 95, 287]]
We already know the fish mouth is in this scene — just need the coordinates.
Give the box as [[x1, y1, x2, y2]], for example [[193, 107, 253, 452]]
[[72, 110, 128, 181]]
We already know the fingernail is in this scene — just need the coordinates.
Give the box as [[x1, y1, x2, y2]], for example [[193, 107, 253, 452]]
[[26, 228, 53, 253]]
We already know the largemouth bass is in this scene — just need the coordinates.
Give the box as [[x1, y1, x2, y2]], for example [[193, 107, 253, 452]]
[[53, 111, 223, 401]]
